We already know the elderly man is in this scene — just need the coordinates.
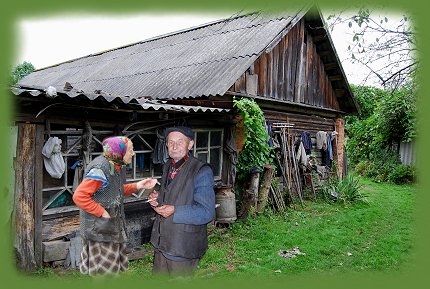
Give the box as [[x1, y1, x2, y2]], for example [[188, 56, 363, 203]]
[[148, 126, 215, 276]]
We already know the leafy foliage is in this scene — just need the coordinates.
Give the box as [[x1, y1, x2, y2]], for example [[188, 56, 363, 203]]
[[387, 164, 416, 184], [233, 97, 273, 181], [345, 84, 416, 184], [10, 61, 34, 85], [319, 173, 367, 204], [373, 83, 417, 143]]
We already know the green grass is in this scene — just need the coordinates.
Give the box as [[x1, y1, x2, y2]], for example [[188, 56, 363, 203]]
[[32, 177, 416, 280], [198, 178, 415, 278]]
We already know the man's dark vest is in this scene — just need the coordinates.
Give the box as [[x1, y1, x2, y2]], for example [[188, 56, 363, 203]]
[[79, 155, 127, 243], [150, 156, 208, 259]]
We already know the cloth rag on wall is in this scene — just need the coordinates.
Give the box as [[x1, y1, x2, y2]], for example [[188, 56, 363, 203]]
[[42, 136, 66, 179]]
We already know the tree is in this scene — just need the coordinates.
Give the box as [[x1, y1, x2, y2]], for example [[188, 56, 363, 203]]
[[326, 7, 417, 89], [11, 61, 35, 85]]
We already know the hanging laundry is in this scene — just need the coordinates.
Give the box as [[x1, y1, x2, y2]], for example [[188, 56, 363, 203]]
[[295, 141, 308, 167], [316, 131, 327, 150], [325, 132, 333, 168], [300, 130, 312, 154], [152, 129, 168, 164], [137, 153, 145, 169], [72, 161, 84, 192], [42, 136, 66, 179]]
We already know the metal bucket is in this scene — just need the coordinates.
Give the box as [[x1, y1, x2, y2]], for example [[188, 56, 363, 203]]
[[215, 187, 237, 223]]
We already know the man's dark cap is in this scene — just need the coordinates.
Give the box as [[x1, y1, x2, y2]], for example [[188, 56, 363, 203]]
[[164, 126, 194, 140]]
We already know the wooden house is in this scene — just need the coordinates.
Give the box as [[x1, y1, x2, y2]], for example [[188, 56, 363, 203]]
[[11, 6, 359, 270]]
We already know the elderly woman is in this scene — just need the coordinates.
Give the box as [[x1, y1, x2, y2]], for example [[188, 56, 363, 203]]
[[73, 136, 157, 276]]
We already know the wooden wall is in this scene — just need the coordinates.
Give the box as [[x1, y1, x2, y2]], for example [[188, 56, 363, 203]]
[[229, 19, 340, 112]]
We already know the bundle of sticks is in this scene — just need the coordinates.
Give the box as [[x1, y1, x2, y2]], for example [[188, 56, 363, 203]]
[[270, 122, 304, 210]]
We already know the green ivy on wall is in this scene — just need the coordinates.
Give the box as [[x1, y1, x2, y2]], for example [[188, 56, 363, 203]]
[[233, 97, 273, 181]]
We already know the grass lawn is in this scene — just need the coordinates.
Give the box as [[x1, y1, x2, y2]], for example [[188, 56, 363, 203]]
[[197, 178, 415, 279], [31, 177, 416, 281]]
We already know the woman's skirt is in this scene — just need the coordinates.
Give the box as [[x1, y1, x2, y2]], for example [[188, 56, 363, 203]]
[[79, 239, 128, 275]]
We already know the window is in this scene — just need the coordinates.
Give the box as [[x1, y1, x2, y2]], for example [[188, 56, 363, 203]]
[[193, 129, 223, 179], [41, 126, 223, 213]]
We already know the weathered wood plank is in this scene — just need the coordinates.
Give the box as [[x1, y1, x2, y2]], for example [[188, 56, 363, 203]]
[[286, 33, 294, 101], [296, 20, 305, 103], [267, 51, 273, 98], [278, 37, 285, 99], [235, 73, 246, 94], [42, 215, 80, 242], [260, 53, 267, 96], [273, 41, 279, 99], [246, 74, 258, 96], [13, 123, 37, 271], [43, 240, 70, 262], [34, 125, 44, 267]]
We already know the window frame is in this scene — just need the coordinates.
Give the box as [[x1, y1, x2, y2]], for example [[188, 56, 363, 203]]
[[41, 126, 224, 216]]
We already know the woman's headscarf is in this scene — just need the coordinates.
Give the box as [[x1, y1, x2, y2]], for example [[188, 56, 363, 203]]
[[102, 136, 130, 173]]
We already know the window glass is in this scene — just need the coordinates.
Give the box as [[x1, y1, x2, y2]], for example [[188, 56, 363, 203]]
[[211, 131, 222, 146], [196, 131, 208, 147], [193, 129, 223, 179], [196, 152, 208, 163], [210, 148, 220, 174]]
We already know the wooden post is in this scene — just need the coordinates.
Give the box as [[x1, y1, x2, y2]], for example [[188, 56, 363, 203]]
[[335, 118, 345, 178], [249, 171, 260, 209], [13, 123, 38, 271], [238, 171, 260, 219], [257, 165, 273, 213]]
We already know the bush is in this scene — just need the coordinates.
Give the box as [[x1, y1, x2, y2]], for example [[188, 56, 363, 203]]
[[387, 164, 415, 184], [354, 160, 371, 176], [337, 174, 367, 204], [351, 147, 415, 185]]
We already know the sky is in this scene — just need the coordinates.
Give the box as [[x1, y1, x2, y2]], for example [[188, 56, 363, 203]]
[[14, 12, 378, 86]]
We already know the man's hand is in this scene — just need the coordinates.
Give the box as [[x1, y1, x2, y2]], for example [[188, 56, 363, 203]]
[[148, 191, 159, 207], [154, 205, 175, 218]]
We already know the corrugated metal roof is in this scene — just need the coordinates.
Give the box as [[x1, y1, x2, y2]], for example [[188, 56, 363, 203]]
[[17, 11, 302, 101], [11, 87, 230, 113]]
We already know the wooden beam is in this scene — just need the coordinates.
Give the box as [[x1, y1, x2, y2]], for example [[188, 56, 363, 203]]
[[318, 50, 331, 56], [328, 75, 343, 81], [312, 34, 328, 43], [324, 62, 338, 70]]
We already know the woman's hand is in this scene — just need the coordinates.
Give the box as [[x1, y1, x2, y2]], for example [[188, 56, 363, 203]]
[[136, 178, 158, 190], [101, 209, 111, 219]]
